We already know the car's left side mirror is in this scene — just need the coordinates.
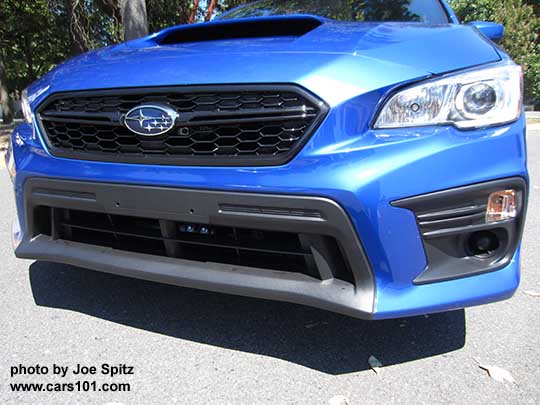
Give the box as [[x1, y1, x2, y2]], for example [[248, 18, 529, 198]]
[[468, 21, 505, 42]]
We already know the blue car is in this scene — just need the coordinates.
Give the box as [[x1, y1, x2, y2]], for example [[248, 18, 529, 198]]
[[7, 0, 528, 319]]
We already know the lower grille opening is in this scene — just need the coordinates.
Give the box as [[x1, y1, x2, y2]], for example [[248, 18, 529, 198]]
[[34, 206, 353, 282]]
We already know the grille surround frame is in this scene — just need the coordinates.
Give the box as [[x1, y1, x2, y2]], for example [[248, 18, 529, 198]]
[[36, 84, 329, 167]]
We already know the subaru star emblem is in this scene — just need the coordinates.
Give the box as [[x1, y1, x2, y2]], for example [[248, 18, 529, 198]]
[[123, 104, 178, 136]]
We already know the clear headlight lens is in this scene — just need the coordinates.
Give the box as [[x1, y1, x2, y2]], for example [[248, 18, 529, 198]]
[[21, 89, 33, 123], [374, 64, 523, 130]]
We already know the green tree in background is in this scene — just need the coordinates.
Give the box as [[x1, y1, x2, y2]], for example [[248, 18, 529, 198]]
[[0, 1, 71, 95], [0, 0, 123, 123], [450, 0, 540, 101], [0, 54, 13, 123], [2, 0, 540, 124], [0, 0, 209, 122]]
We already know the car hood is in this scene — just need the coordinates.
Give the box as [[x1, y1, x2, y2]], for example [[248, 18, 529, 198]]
[[30, 16, 501, 108]]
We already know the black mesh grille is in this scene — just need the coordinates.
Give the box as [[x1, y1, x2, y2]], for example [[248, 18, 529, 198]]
[[33, 206, 352, 281], [37, 85, 327, 166]]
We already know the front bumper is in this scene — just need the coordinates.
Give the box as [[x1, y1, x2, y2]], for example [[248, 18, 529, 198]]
[[16, 178, 376, 318], [8, 113, 528, 319]]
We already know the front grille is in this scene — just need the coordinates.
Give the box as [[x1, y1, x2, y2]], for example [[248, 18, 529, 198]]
[[33, 206, 352, 282], [37, 85, 328, 166]]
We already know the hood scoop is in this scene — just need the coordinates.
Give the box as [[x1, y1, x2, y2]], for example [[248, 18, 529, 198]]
[[154, 16, 324, 45]]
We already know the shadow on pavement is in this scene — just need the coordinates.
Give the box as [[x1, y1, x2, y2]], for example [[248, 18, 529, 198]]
[[29, 261, 466, 375]]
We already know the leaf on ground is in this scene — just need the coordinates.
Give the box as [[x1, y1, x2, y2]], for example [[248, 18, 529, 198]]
[[368, 355, 383, 374], [475, 359, 515, 384], [304, 321, 328, 329], [328, 395, 349, 405], [523, 290, 540, 298]]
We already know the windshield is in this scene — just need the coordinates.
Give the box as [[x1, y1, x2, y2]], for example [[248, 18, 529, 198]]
[[219, 0, 450, 24]]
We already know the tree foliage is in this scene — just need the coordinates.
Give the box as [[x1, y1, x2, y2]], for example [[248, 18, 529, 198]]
[[0, 0, 237, 111], [0, 0, 123, 96], [0, 53, 13, 123], [450, 0, 540, 101], [0, 1, 70, 94]]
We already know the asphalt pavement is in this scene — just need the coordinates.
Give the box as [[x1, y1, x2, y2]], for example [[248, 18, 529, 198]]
[[1, 128, 539, 404]]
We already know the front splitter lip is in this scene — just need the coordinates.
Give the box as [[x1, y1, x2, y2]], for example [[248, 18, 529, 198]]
[[15, 234, 521, 320], [15, 235, 375, 320]]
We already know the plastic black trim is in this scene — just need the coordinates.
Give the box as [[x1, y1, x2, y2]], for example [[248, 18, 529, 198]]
[[16, 177, 375, 318], [35, 84, 329, 167], [393, 177, 527, 284]]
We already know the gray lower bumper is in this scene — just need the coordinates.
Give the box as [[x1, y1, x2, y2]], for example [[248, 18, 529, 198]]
[[16, 178, 376, 319]]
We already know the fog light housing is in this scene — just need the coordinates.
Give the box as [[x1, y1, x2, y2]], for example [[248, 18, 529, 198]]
[[486, 190, 518, 223], [468, 231, 500, 257]]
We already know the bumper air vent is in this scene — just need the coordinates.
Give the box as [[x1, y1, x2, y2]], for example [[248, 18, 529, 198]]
[[33, 206, 353, 284]]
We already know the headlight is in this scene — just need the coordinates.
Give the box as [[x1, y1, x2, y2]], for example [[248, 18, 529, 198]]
[[374, 64, 523, 130], [21, 89, 33, 123]]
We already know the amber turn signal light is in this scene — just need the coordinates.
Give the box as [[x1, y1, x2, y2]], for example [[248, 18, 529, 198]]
[[486, 189, 518, 223]]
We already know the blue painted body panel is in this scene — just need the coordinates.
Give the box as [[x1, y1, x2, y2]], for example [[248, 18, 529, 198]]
[[12, 3, 528, 319], [469, 21, 505, 42], [28, 20, 501, 108]]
